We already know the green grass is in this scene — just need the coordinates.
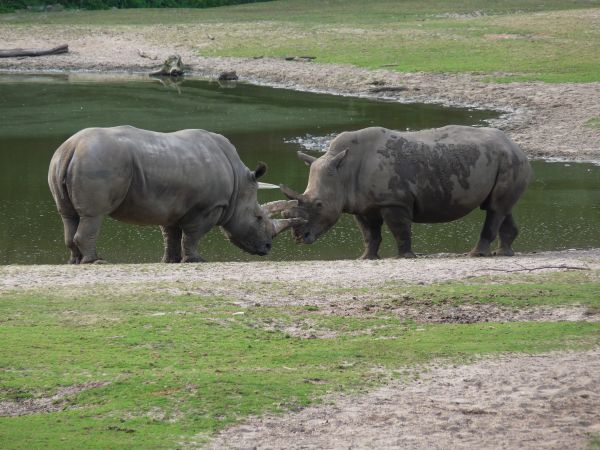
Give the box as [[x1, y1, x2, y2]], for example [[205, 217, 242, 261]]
[[2, 0, 599, 82], [587, 118, 600, 129], [0, 272, 599, 448], [589, 436, 600, 448], [387, 270, 600, 308]]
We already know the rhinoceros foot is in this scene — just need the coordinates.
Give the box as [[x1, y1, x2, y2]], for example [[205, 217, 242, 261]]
[[67, 256, 82, 264], [397, 251, 417, 259], [79, 255, 106, 264], [468, 249, 493, 257], [182, 255, 206, 263], [359, 253, 380, 260], [162, 255, 183, 263], [493, 248, 515, 257]]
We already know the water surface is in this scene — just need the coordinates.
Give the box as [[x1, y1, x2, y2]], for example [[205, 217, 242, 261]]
[[0, 74, 598, 264]]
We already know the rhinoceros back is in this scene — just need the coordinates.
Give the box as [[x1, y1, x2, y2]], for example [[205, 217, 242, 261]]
[[49, 126, 238, 226], [330, 125, 530, 222]]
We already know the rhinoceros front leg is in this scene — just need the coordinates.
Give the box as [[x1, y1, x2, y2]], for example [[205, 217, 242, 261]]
[[73, 215, 105, 264], [382, 207, 416, 258], [355, 212, 383, 260], [470, 210, 506, 257], [160, 225, 183, 263], [180, 209, 222, 263], [61, 215, 82, 264]]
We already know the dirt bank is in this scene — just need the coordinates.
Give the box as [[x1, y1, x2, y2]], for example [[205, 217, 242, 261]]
[[0, 26, 598, 161], [2, 249, 599, 328], [2, 249, 599, 292], [209, 349, 600, 449]]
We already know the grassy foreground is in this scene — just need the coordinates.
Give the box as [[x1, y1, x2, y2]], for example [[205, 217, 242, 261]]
[[3, 0, 600, 82], [0, 271, 598, 448]]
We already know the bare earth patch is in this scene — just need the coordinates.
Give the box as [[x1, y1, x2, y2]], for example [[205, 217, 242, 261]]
[[2, 249, 598, 292], [0, 25, 598, 161], [2, 250, 599, 337], [208, 349, 600, 449], [0, 381, 110, 417]]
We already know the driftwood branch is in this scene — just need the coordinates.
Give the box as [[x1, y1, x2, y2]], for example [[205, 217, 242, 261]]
[[475, 264, 590, 273], [137, 49, 158, 60], [0, 44, 68, 58]]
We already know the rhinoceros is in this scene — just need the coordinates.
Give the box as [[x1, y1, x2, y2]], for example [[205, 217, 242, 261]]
[[48, 126, 301, 264], [281, 125, 532, 258]]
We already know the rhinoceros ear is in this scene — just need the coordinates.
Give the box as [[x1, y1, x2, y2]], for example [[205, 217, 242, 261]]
[[329, 149, 348, 170], [298, 151, 317, 166], [253, 162, 268, 180]]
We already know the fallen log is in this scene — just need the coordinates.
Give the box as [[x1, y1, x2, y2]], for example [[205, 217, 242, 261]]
[[0, 44, 68, 58]]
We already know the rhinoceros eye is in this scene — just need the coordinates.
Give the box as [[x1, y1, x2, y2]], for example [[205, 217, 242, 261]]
[[315, 200, 323, 209]]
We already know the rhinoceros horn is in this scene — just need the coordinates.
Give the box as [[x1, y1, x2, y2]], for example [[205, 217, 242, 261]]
[[262, 200, 298, 216], [258, 182, 279, 190], [298, 151, 317, 166], [280, 184, 306, 202], [271, 217, 306, 236]]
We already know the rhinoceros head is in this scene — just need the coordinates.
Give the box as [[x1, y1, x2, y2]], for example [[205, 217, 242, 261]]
[[222, 163, 305, 255], [280, 150, 347, 244]]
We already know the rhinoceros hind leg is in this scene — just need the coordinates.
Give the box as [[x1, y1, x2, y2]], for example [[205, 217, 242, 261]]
[[470, 210, 506, 257], [61, 215, 82, 264], [160, 225, 183, 263], [74, 215, 104, 264], [382, 207, 415, 258], [355, 212, 383, 260], [494, 214, 518, 256]]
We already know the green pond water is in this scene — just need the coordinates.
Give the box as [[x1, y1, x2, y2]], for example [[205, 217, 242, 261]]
[[0, 73, 598, 264]]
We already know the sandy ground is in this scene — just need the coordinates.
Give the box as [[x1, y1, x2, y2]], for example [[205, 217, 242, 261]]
[[0, 26, 599, 161], [208, 349, 600, 450], [2, 249, 599, 292], [2, 249, 599, 332], [1, 23, 600, 449]]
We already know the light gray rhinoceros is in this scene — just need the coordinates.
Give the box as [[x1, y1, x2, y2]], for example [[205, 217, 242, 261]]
[[48, 126, 301, 264], [281, 125, 532, 258]]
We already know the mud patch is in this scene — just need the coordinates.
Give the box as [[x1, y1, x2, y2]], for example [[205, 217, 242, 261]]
[[0, 381, 110, 417], [208, 349, 600, 449], [326, 300, 598, 324]]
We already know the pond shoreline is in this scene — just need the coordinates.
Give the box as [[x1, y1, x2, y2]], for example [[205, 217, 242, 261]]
[[3, 248, 600, 292], [0, 27, 599, 161]]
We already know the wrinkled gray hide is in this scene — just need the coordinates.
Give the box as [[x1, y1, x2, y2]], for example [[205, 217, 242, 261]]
[[282, 125, 532, 258], [48, 126, 290, 264]]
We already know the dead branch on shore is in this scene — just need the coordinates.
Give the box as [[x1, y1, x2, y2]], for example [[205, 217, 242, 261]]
[[137, 49, 158, 60], [475, 264, 590, 273], [0, 44, 68, 58]]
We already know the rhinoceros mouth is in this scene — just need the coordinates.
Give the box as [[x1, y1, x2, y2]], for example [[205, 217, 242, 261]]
[[295, 231, 315, 244]]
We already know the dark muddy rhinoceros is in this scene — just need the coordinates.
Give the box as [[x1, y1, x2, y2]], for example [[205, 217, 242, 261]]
[[48, 126, 302, 264], [281, 125, 532, 258]]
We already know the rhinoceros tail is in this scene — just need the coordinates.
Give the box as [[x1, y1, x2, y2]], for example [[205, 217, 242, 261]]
[[48, 138, 78, 217]]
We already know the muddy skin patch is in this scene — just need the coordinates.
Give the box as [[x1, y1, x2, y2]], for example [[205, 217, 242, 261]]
[[378, 136, 483, 220]]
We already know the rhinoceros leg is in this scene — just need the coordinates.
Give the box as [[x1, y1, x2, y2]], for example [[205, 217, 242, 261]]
[[160, 225, 183, 263], [495, 214, 518, 256], [61, 215, 82, 264], [469, 210, 506, 257], [382, 207, 416, 258], [180, 209, 222, 263], [73, 215, 105, 264], [355, 212, 383, 260]]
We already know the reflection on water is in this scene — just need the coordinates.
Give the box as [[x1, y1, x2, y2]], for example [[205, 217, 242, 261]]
[[0, 74, 598, 264]]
